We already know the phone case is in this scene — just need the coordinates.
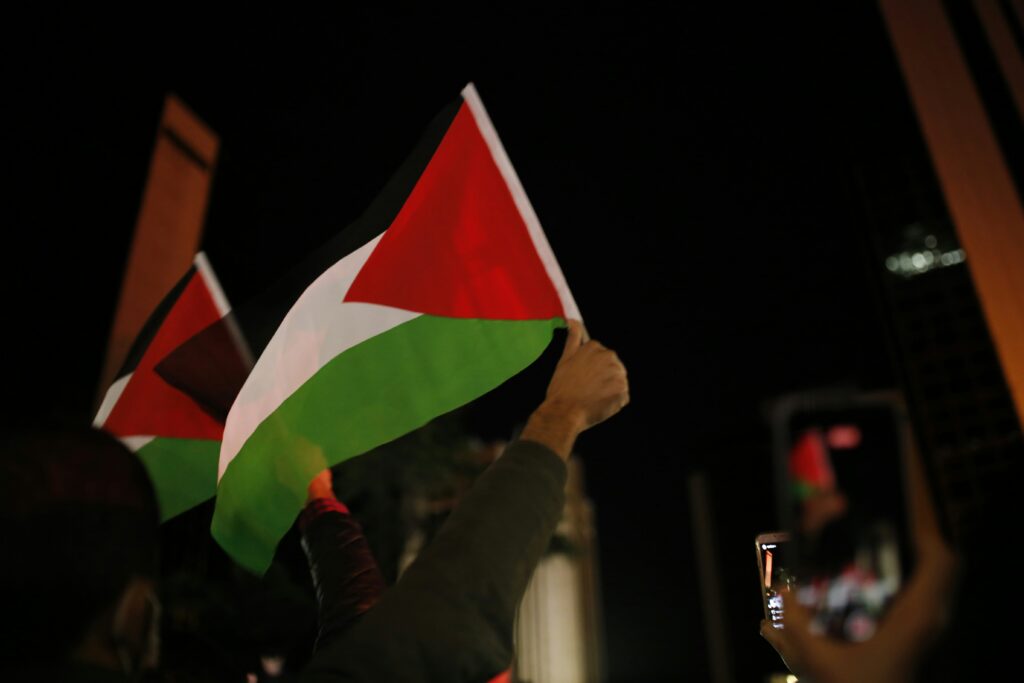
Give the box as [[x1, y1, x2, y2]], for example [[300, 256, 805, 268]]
[[755, 531, 791, 628]]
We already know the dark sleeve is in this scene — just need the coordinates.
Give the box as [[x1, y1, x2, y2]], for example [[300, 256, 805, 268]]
[[300, 499, 388, 651], [298, 440, 567, 683]]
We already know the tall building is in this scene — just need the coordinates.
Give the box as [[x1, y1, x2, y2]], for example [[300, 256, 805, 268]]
[[866, 0, 1024, 545], [857, 2, 1024, 676], [873, 217, 1022, 542]]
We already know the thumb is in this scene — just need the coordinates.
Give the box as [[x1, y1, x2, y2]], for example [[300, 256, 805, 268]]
[[560, 319, 584, 362], [762, 594, 816, 678]]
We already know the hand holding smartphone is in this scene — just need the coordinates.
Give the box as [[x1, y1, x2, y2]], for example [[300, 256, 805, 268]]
[[763, 392, 912, 642], [757, 412, 957, 683]]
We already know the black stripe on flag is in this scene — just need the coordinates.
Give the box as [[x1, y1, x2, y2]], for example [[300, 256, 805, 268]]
[[114, 264, 198, 379]]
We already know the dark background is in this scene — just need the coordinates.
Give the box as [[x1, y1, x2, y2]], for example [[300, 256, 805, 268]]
[[6, 4, 985, 681]]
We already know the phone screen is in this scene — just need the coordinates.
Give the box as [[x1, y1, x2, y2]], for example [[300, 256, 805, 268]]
[[773, 394, 911, 642], [756, 533, 794, 629]]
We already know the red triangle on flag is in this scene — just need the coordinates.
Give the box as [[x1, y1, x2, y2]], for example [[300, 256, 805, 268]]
[[103, 271, 225, 440], [344, 101, 564, 321], [789, 429, 836, 491]]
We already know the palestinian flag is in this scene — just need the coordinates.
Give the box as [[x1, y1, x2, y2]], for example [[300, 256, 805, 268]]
[[788, 429, 836, 501], [206, 83, 581, 573], [95, 253, 251, 521]]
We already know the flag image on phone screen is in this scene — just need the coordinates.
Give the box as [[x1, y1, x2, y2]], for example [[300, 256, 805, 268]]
[[773, 393, 911, 642]]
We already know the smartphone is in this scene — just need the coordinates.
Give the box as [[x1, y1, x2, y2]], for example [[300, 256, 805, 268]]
[[755, 531, 794, 629], [770, 392, 911, 642]]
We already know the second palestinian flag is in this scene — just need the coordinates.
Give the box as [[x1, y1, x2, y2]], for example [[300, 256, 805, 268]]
[[96, 253, 250, 521]]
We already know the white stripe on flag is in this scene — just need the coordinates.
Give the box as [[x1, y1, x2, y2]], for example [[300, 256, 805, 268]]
[[218, 234, 419, 480], [193, 251, 254, 370], [94, 374, 132, 427], [121, 435, 155, 452], [193, 252, 232, 317]]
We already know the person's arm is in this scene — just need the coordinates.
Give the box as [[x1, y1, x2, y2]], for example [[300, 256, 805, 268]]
[[300, 469, 387, 652], [299, 321, 629, 682]]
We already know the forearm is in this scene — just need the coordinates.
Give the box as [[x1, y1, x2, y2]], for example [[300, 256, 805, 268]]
[[300, 500, 387, 651], [300, 441, 567, 682], [519, 401, 585, 461], [398, 439, 567, 615]]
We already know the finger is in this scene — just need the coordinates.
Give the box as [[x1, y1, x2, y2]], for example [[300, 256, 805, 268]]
[[779, 589, 814, 637], [561, 319, 584, 362], [760, 618, 800, 672], [760, 619, 785, 650], [609, 350, 626, 375], [905, 436, 943, 552], [882, 531, 956, 647]]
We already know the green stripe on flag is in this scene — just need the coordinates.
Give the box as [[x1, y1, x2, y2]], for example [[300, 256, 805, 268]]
[[136, 437, 220, 522], [212, 314, 564, 573]]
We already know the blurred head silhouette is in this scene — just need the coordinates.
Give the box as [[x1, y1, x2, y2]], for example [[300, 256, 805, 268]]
[[1, 426, 160, 679]]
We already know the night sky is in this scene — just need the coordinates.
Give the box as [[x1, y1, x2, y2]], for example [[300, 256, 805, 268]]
[[7, 4, 937, 681]]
